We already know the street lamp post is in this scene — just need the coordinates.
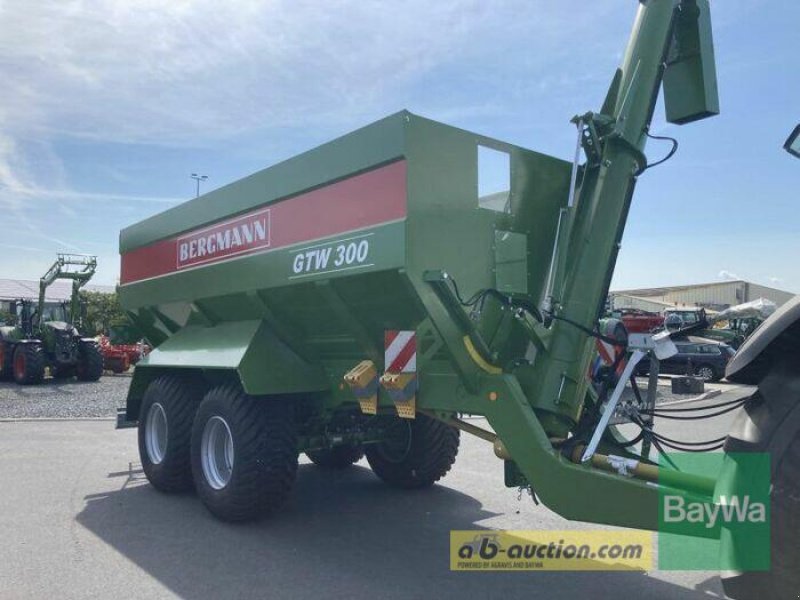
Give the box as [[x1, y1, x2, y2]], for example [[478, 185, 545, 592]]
[[190, 173, 208, 198]]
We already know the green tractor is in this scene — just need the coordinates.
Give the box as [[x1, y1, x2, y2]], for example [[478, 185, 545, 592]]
[[0, 254, 104, 384], [663, 300, 777, 349]]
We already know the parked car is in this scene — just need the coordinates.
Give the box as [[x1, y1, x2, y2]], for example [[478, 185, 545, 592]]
[[637, 336, 735, 382]]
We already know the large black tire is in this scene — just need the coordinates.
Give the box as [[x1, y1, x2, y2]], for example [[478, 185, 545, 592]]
[[0, 342, 13, 381], [76, 341, 103, 381], [12, 344, 44, 385], [721, 390, 800, 599], [52, 365, 75, 379], [138, 376, 206, 493], [767, 435, 800, 591], [191, 386, 298, 522], [365, 414, 460, 488], [306, 445, 364, 469], [108, 356, 130, 374]]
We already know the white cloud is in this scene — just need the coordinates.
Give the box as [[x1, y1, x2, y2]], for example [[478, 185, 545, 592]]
[[0, 0, 625, 284], [719, 270, 741, 281], [0, 133, 26, 194], [0, 0, 620, 144], [6, 186, 180, 205], [0, 242, 48, 254], [0, 1, 622, 206]]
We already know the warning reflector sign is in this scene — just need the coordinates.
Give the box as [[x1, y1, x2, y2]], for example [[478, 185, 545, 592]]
[[384, 330, 416, 373]]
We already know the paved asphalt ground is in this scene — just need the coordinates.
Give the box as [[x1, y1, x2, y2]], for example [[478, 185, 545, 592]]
[[0, 382, 751, 600]]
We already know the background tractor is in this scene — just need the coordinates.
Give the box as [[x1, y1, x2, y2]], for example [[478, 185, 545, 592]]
[[663, 300, 776, 349], [0, 254, 104, 384]]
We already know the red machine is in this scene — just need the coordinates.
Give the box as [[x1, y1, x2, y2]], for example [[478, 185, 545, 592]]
[[614, 308, 664, 333], [98, 336, 149, 373]]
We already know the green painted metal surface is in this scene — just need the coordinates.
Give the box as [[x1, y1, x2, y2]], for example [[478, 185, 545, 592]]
[[119, 0, 721, 534], [663, 0, 719, 124], [141, 320, 327, 394], [120, 110, 572, 400], [493, 230, 528, 294]]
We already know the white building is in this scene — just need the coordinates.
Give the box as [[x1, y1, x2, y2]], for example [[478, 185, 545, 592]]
[[612, 280, 795, 313], [0, 278, 114, 314]]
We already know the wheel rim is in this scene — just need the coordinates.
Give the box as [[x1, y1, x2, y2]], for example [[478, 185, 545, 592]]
[[14, 351, 25, 380], [377, 419, 413, 463], [145, 402, 168, 465], [201, 415, 234, 490], [697, 367, 714, 381]]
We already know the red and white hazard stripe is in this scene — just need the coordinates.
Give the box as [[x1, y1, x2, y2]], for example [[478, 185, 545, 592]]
[[596, 338, 625, 376], [384, 330, 416, 373], [596, 339, 616, 365]]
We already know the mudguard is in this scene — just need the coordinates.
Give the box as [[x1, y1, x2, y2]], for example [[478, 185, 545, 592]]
[[124, 319, 328, 421], [718, 359, 800, 597], [724, 360, 800, 471], [726, 294, 800, 385]]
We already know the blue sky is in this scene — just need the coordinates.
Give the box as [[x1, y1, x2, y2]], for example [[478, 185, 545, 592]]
[[0, 0, 797, 291]]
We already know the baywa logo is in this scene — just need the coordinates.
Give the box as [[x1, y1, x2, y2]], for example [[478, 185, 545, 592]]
[[663, 494, 766, 529], [657, 452, 771, 571]]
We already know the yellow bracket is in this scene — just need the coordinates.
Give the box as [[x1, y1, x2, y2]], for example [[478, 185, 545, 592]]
[[345, 360, 377, 388], [344, 360, 379, 415], [393, 396, 416, 419], [379, 371, 416, 389], [462, 335, 502, 375], [379, 371, 417, 419]]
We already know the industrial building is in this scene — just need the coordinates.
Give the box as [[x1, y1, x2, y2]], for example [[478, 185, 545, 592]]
[[0, 278, 114, 315], [612, 279, 795, 313]]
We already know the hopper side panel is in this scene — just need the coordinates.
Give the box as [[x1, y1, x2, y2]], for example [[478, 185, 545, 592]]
[[120, 160, 407, 286]]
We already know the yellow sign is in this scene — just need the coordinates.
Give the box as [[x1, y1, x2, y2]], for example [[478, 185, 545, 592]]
[[450, 530, 652, 571]]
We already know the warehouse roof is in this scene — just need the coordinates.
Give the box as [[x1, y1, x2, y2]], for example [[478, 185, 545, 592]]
[[614, 279, 791, 297], [0, 278, 115, 302]]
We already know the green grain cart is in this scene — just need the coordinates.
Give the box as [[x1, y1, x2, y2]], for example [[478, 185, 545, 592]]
[[117, 2, 799, 598]]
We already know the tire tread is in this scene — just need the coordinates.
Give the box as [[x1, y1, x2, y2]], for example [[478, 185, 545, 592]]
[[138, 375, 204, 493], [366, 414, 459, 489], [76, 341, 103, 381], [13, 344, 45, 385], [191, 385, 297, 522]]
